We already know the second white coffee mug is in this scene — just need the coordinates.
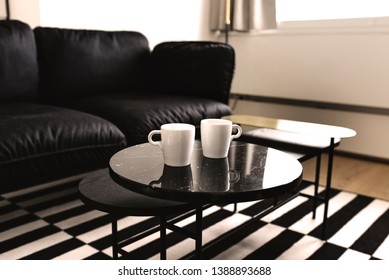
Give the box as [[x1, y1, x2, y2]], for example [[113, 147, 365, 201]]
[[148, 123, 195, 167], [201, 119, 242, 158]]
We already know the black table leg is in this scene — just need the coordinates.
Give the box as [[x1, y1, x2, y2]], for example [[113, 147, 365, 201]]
[[160, 215, 167, 260], [322, 138, 335, 239], [312, 153, 322, 219], [195, 205, 203, 259], [111, 215, 119, 259]]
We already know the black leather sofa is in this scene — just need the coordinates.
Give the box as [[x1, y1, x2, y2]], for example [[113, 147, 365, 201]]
[[0, 20, 234, 193]]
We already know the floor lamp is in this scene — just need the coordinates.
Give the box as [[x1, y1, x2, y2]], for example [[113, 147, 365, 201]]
[[5, 0, 10, 20], [224, 0, 231, 44]]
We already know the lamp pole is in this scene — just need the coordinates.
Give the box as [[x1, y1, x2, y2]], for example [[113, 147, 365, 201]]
[[225, 0, 231, 44], [5, 0, 10, 20]]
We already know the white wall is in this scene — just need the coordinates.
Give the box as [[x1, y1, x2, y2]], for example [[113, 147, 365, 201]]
[[8, 0, 40, 27], [229, 30, 389, 108], [231, 99, 389, 160], [224, 28, 389, 160], [38, 0, 212, 48], [9, 0, 212, 48], [0, 1, 6, 19]]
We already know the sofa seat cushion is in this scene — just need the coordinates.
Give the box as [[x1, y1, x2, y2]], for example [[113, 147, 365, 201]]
[[0, 103, 126, 190], [63, 93, 232, 145]]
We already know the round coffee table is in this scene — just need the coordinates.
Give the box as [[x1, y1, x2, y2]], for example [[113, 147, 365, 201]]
[[109, 141, 303, 204], [109, 141, 303, 258]]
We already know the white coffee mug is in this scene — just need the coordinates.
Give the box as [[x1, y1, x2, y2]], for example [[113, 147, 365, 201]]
[[201, 119, 242, 159], [148, 123, 195, 167]]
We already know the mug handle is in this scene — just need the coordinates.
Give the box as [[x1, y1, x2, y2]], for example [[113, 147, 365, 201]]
[[149, 175, 163, 188], [229, 169, 240, 184], [148, 130, 162, 149], [231, 124, 242, 140]]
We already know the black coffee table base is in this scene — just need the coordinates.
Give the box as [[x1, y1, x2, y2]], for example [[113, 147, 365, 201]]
[[110, 208, 204, 259], [161, 206, 204, 259], [79, 169, 306, 259], [79, 169, 304, 260], [78, 169, 198, 259]]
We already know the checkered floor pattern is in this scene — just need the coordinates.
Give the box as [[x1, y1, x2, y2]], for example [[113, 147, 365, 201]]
[[1, 179, 388, 260]]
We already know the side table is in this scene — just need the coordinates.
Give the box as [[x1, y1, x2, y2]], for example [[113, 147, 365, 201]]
[[223, 114, 357, 239]]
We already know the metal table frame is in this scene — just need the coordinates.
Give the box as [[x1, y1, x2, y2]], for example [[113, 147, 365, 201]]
[[223, 114, 356, 239], [109, 141, 303, 259]]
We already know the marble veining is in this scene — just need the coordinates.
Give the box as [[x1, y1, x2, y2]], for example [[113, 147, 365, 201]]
[[110, 141, 303, 203]]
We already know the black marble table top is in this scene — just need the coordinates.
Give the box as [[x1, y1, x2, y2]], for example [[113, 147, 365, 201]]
[[109, 141, 303, 204]]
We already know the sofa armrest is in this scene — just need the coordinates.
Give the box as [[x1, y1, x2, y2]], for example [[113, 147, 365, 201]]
[[151, 41, 235, 104], [0, 20, 39, 102]]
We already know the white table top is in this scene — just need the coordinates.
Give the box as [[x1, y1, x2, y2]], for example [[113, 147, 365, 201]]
[[223, 115, 356, 139]]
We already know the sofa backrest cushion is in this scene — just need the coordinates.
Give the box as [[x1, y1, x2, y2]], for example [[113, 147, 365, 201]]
[[0, 20, 39, 102], [34, 27, 151, 101], [151, 41, 235, 104]]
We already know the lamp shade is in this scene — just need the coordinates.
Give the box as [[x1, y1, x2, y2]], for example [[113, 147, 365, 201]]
[[210, 0, 277, 32]]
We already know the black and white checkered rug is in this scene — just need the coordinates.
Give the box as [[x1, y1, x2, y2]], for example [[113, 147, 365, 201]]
[[1, 178, 388, 260]]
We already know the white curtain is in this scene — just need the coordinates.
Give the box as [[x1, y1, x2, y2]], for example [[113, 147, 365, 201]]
[[210, 0, 277, 32], [210, 0, 229, 31]]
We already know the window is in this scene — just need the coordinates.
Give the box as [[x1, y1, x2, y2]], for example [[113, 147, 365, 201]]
[[276, 0, 389, 29]]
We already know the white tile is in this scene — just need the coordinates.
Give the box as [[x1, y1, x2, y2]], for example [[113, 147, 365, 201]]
[[0, 199, 10, 208], [76, 223, 112, 244], [223, 200, 262, 213], [329, 199, 389, 248], [261, 196, 308, 223], [213, 223, 285, 260], [35, 199, 84, 218], [277, 235, 325, 260], [54, 210, 106, 230], [117, 216, 151, 230], [373, 233, 389, 260], [120, 230, 161, 260], [76, 216, 149, 244], [338, 249, 371, 260], [131, 210, 252, 260], [0, 209, 30, 223], [54, 245, 100, 260], [0, 231, 72, 260], [289, 191, 357, 234], [157, 209, 252, 260], [0, 220, 48, 242], [205, 213, 252, 240], [17, 188, 76, 208], [1, 184, 54, 199], [173, 205, 220, 228]]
